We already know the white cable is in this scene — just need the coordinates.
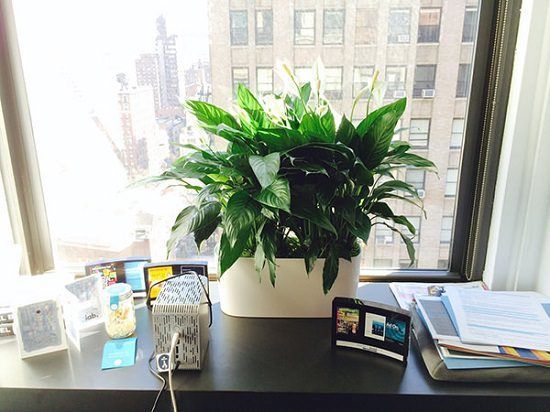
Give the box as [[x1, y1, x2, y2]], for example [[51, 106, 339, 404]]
[[169, 332, 180, 412]]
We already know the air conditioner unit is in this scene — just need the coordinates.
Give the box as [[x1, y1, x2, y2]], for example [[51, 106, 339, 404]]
[[422, 89, 435, 98], [397, 34, 410, 43], [417, 189, 426, 199], [393, 90, 406, 98]]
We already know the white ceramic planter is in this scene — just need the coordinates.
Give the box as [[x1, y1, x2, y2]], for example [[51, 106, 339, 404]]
[[218, 256, 360, 318]]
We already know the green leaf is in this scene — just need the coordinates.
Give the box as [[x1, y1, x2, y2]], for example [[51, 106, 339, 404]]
[[298, 112, 335, 143], [259, 223, 278, 286], [369, 202, 395, 218], [335, 115, 357, 146], [372, 180, 418, 198], [249, 153, 280, 189], [224, 191, 258, 246], [385, 152, 438, 174], [349, 212, 372, 244], [185, 100, 239, 133], [387, 140, 411, 156], [356, 97, 406, 137], [350, 160, 374, 186], [219, 232, 247, 275], [300, 82, 312, 105], [391, 215, 416, 236], [255, 178, 291, 212], [322, 248, 339, 294], [194, 215, 221, 250], [256, 128, 309, 152], [292, 201, 337, 235], [362, 111, 401, 169], [385, 224, 416, 265], [237, 84, 266, 126]]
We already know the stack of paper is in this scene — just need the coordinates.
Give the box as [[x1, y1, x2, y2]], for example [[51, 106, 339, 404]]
[[411, 286, 550, 370]]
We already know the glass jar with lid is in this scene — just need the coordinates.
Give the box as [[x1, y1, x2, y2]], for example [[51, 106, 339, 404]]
[[103, 283, 136, 339]]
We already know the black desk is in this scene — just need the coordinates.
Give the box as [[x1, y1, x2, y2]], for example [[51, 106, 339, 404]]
[[1, 283, 549, 412]]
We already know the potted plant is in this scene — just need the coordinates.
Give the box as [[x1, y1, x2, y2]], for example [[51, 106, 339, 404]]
[[151, 65, 436, 318]]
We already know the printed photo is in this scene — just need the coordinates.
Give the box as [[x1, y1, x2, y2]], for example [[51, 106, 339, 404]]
[[364, 313, 387, 341], [336, 307, 360, 335], [385, 317, 407, 344]]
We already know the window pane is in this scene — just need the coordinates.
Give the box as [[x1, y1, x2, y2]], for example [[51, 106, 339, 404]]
[[256, 67, 273, 95], [385, 66, 407, 99], [451, 118, 465, 148], [353, 66, 374, 98], [462, 7, 478, 43], [440, 216, 454, 243], [0, 171, 13, 248], [405, 169, 426, 191], [388, 9, 410, 43], [295, 10, 315, 45], [324, 67, 343, 100], [230, 10, 248, 46], [323, 10, 344, 45], [255, 10, 273, 45], [413, 65, 436, 98], [232, 67, 249, 98], [355, 8, 377, 44], [456, 64, 471, 98], [418, 8, 441, 43], [409, 119, 430, 148], [12, 1, 481, 272]]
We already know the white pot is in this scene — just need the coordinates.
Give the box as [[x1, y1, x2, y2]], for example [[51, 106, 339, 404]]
[[218, 256, 360, 318]]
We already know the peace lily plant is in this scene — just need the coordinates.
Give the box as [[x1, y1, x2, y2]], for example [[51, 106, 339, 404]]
[[151, 62, 436, 293]]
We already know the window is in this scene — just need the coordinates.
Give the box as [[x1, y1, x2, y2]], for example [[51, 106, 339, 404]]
[[295, 10, 315, 45], [294, 67, 311, 84], [373, 259, 393, 268], [393, 120, 403, 141], [324, 67, 343, 100], [456, 64, 471, 98], [353, 66, 374, 98], [232, 67, 249, 98], [230, 10, 248, 46], [388, 9, 410, 43], [413, 65, 436, 98], [437, 259, 449, 270], [385, 66, 407, 99], [462, 7, 478, 43], [323, 9, 344, 45], [409, 119, 430, 148], [256, 67, 273, 95], [403, 216, 421, 243], [375, 224, 394, 245], [405, 169, 426, 191], [355, 8, 377, 44], [440, 216, 453, 244], [445, 169, 459, 197], [451, 118, 465, 148], [418, 8, 441, 43], [399, 259, 418, 269], [255, 10, 273, 45]]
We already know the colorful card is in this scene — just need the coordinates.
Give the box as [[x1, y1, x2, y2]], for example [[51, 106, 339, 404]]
[[101, 337, 137, 370]]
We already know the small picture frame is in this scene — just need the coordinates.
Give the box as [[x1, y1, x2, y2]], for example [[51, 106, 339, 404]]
[[332, 297, 411, 363], [14, 298, 67, 359]]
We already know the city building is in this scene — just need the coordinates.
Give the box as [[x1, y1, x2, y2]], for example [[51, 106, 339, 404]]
[[135, 53, 162, 114], [207, 0, 478, 270]]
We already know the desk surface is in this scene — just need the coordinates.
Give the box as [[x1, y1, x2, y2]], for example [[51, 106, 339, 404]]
[[1, 283, 549, 412]]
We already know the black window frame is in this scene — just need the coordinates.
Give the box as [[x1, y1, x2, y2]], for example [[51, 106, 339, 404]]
[[230, 10, 248, 46]]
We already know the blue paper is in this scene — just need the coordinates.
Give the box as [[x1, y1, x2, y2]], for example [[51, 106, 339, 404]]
[[101, 337, 137, 370]]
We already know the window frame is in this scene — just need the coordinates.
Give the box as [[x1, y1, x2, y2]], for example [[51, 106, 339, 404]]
[[417, 7, 441, 44], [408, 118, 431, 148], [323, 9, 345, 45], [294, 10, 316, 46], [231, 67, 249, 99], [229, 10, 248, 46], [324, 66, 343, 100], [387, 8, 411, 44], [255, 9, 273, 46], [412, 64, 437, 98], [0, 0, 523, 283], [352, 66, 374, 98], [355, 7, 377, 45], [256, 67, 273, 95]]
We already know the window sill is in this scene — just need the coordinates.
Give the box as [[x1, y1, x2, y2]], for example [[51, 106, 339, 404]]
[[359, 269, 462, 283]]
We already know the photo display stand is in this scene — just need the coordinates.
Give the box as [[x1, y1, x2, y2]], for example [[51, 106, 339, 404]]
[[332, 297, 411, 363]]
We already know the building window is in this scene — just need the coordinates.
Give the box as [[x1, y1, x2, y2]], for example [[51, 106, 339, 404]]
[[375, 224, 394, 245], [399, 259, 418, 269], [393, 120, 403, 141], [324, 67, 343, 100], [403, 216, 421, 243], [355, 8, 377, 44], [256, 67, 273, 95], [230, 10, 248, 46], [294, 67, 311, 84], [388, 8, 410, 43], [445, 168, 459, 197], [385, 66, 407, 99], [462, 7, 478, 43], [418, 8, 441, 43], [232, 67, 249, 98], [295, 10, 315, 45], [451, 118, 465, 148], [413, 65, 436, 98], [456, 64, 471, 98], [440, 216, 453, 244], [374, 259, 393, 268], [409, 119, 430, 148], [405, 169, 426, 191], [353, 66, 374, 98], [323, 9, 345, 45], [255, 10, 273, 45], [437, 259, 449, 269]]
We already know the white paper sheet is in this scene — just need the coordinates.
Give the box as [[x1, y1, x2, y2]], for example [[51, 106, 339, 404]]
[[445, 288, 550, 351]]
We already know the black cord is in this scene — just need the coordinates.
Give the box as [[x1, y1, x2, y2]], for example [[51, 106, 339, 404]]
[[148, 351, 166, 412], [146, 271, 213, 327]]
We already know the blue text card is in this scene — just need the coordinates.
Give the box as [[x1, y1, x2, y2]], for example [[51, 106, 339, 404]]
[[101, 337, 137, 370]]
